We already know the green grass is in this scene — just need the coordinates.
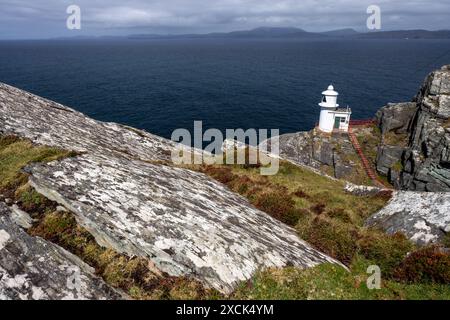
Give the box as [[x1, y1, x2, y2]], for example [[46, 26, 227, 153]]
[[29, 211, 219, 300], [200, 161, 416, 269], [234, 256, 450, 300], [392, 160, 404, 172], [2, 135, 449, 300], [443, 118, 450, 129], [201, 160, 388, 227], [444, 233, 450, 248], [384, 131, 409, 147], [0, 135, 75, 192], [199, 158, 449, 299]]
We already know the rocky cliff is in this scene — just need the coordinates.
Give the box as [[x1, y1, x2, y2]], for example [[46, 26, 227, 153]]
[[264, 65, 450, 247], [0, 83, 341, 298], [262, 130, 370, 185], [363, 65, 450, 245], [375, 65, 450, 191]]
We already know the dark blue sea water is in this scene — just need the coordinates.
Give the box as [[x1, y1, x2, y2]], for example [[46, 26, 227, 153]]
[[1, 39, 450, 139]]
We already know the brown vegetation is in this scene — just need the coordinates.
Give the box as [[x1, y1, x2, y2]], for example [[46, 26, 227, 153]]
[[394, 246, 450, 284]]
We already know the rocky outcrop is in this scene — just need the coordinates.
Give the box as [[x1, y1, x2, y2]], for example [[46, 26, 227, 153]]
[[375, 65, 450, 191], [0, 203, 123, 300], [0, 83, 341, 295], [264, 130, 355, 180], [366, 191, 450, 246], [375, 102, 416, 182], [376, 102, 417, 135], [376, 145, 405, 177]]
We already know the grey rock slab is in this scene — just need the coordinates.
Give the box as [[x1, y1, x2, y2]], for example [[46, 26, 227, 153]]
[[0, 83, 176, 162], [25, 153, 341, 293], [0, 83, 342, 294], [0, 203, 123, 300], [333, 155, 354, 179], [366, 191, 450, 245], [344, 183, 382, 196], [9, 205, 33, 229]]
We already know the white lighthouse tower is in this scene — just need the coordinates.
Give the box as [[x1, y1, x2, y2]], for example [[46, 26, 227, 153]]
[[318, 84, 351, 133]]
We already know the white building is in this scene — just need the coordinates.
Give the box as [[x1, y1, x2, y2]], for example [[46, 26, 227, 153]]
[[318, 85, 352, 133]]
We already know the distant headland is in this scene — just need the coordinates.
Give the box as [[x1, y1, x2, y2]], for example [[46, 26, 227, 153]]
[[49, 27, 450, 41]]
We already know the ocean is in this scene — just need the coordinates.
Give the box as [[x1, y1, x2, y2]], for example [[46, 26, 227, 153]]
[[1, 38, 449, 139]]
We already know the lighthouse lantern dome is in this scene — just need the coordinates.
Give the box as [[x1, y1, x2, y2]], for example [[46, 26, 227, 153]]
[[321, 84, 339, 97], [319, 84, 339, 108]]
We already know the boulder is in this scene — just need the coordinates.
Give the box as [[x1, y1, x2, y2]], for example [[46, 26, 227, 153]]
[[376, 145, 405, 176], [366, 191, 450, 246], [264, 130, 358, 181], [376, 102, 417, 135], [267, 131, 319, 169]]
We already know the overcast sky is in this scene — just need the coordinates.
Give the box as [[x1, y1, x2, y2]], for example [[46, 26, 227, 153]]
[[0, 0, 449, 39]]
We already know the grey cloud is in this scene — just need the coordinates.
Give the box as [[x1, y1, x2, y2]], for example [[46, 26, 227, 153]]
[[0, 0, 449, 39]]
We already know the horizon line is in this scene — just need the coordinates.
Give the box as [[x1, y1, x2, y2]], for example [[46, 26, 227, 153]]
[[1, 27, 450, 41]]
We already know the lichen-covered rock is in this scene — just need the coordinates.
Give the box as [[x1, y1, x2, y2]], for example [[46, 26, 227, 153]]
[[262, 130, 356, 181], [25, 152, 340, 293], [0, 203, 123, 300], [0, 82, 341, 294], [376, 102, 417, 135], [265, 131, 320, 169], [0, 83, 176, 162], [366, 191, 450, 246], [376, 145, 405, 176], [375, 65, 450, 191], [344, 183, 382, 196]]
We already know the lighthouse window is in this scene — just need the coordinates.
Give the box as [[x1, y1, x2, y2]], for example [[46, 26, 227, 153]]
[[340, 117, 346, 123], [322, 96, 327, 103]]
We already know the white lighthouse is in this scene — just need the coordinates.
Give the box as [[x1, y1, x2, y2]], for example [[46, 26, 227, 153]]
[[318, 85, 352, 133]]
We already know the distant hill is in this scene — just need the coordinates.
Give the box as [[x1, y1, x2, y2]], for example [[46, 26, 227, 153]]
[[320, 28, 359, 37], [129, 27, 327, 40], [223, 27, 324, 38], [56, 27, 450, 41], [356, 29, 450, 39], [228, 27, 306, 36]]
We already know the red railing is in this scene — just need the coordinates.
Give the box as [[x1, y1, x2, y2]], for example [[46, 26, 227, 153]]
[[349, 119, 377, 126], [315, 119, 376, 129], [348, 127, 391, 189]]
